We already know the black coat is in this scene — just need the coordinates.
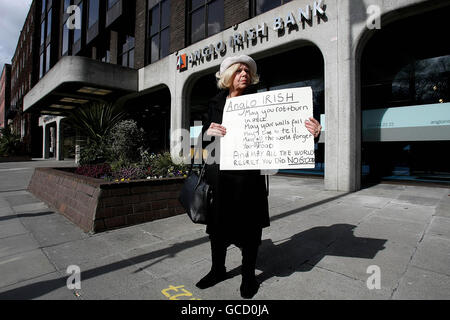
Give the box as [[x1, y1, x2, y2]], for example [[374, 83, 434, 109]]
[[201, 89, 270, 247]]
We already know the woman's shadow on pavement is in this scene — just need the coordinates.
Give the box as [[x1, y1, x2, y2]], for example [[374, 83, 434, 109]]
[[228, 224, 387, 285]]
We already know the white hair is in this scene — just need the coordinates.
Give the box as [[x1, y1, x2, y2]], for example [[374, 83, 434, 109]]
[[215, 63, 260, 90]]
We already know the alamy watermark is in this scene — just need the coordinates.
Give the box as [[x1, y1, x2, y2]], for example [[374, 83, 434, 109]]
[[366, 265, 381, 290], [66, 265, 81, 290], [366, 5, 382, 30], [66, 5, 82, 30]]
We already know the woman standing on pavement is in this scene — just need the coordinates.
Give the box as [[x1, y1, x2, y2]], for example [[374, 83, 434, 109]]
[[197, 55, 322, 299]]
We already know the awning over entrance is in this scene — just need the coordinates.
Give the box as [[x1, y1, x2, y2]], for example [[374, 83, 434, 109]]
[[23, 56, 138, 115]]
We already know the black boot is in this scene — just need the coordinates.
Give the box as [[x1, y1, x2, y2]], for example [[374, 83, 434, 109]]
[[196, 238, 228, 289], [240, 245, 260, 299]]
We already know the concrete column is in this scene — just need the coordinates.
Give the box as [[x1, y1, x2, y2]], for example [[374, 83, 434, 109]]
[[42, 124, 49, 159], [170, 83, 189, 163], [56, 118, 64, 161], [323, 0, 361, 192]]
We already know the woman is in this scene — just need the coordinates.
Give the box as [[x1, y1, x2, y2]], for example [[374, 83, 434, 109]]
[[198, 55, 322, 299]]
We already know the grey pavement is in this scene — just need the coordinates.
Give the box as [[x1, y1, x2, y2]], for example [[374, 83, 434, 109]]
[[0, 160, 449, 300]]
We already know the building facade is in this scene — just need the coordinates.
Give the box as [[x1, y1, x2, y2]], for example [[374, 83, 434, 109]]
[[21, 0, 450, 191], [9, 0, 41, 156], [0, 64, 11, 129]]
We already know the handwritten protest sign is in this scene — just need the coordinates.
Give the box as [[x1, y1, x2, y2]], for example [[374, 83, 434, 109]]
[[220, 87, 315, 171]]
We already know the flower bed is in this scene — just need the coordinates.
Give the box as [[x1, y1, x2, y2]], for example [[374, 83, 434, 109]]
[[28, 167, 186, 234]]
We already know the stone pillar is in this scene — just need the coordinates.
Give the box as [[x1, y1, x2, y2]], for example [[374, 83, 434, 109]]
[[323, 1, 361, 192], [56, 118, 64, 161], [42, 124, 49, 159]]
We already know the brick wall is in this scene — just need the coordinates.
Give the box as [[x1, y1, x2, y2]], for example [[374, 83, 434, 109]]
[[135, 0, 147, 69], [224, 0, 250, 29], [170, 0, 186, 53], [28, 167, 186, 233]]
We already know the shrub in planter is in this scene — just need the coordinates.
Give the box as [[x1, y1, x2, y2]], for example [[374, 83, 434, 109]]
[[107, 120, 145, 165], [75, 163, 112, 179], [0, 125, 27, 156]]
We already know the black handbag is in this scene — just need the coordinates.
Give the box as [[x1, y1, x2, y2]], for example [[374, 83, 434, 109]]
[[178, 159, 212, 225]]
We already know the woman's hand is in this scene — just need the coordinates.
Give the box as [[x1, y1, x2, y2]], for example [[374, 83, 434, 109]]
[[305, 117, 322, 139], [207, 123, 227, 137]]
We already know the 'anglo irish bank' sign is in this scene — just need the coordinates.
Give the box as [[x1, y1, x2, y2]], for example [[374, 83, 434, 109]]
[[177, 0, 327, 72]]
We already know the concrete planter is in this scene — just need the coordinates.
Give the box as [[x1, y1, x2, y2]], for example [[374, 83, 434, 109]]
[[28, 167, 186, 234]]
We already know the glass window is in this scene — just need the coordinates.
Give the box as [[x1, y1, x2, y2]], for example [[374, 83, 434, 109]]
[[73, 2, 83, 43], [147, 0, 171, 64], [119, 35, 135, 68], [361, 7, 450, 185], [188, 0, 223, 45], [46, 8, 52, 37], [190, 6, 205, 44], [251, 0, 291, 17], [108, 0, 119, 9], [39, 53, 44, 79], [62, 21, 70, 55], [40, 21, 45, 45], [207, 0, 223, 36], [64, 0, 71, 12], [45, 45, 51, 72], [88, 0, 100, 28]]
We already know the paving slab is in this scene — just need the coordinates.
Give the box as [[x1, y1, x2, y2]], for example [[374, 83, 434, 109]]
[[410, 235, 450, 277], [428, 216, 450, 240], [0, 220, 29, 239], [138, 214, 206, 241], [120, 230, 211, 279], [371, 202, 434, 224], [0, 271, 77, 300], [0, 233, 40, 259], [435, 202, 450, 218], [392, 266, 450, 300], [19, 211, 89, 247], [68, 253, 155, 300], [42, 236, 118, 272], [255, 263, 391, 300], [339, 194, 394, 209], [354, 215, 428, 245], [393, 195, 441, 207], [0, 249, 56, 288]]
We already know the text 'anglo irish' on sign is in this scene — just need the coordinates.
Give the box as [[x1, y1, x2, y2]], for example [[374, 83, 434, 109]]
[[220, 87, 315, 171]]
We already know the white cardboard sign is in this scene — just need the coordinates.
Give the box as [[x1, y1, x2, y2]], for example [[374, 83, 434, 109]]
[[220, 87, 315, 170]]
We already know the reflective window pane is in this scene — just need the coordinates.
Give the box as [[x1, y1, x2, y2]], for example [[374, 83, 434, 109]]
[[256, 0, 280, 15], [161, 0, 170, 29], [108, 0, 119, 9], [207, 0, 223, 37], [62, 22, 69, 55], [191, 0, 204, 10], [150, 6, 160, 36], [45, 45, 51, 72], [64, 0, 71, 11], [73, 2, 83, 43], [47, 9, 52, 37], [40, 22, 45, 45], [160, 28, 170, 58], [151, 34, 159, 63], [129, 49, 134, 68], [88, 0, 100, 28], [39, 53, 44, 78], [191, 7, 205, 44]]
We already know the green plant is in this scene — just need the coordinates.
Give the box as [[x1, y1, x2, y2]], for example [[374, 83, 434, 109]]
[[78, 140, 110, 165], [0, 125, 26, 156], [64, 101, 127, 144], [64, 101, 127, 165], [107, 120, 145, 165], [151, 152, 189, 178]]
